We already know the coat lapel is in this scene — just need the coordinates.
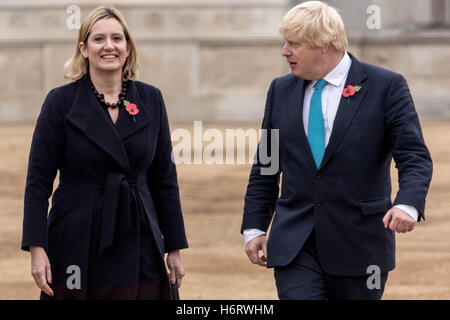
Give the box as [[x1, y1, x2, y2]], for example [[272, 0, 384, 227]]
[[115, 80, 152, 140], [319, 54, 368, 170], [66, 76, 131, 172], [288, 77, 318, 171]]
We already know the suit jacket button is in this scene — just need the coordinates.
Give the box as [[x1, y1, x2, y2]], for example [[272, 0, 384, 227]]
[[315, 173, 321, 179], [315, 202, 321, 207]]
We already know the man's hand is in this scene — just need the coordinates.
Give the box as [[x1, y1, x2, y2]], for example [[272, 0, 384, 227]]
[[245, 235, 267, 267], [383, 207, 417, 233]]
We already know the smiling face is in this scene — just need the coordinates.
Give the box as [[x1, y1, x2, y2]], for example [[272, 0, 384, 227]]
[[281, 29, 328, 81], [79, 18, 130, 77]]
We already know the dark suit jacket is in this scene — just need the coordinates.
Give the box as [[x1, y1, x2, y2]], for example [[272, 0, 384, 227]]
[[241, 54, 433, 276], [22, 76, 188, 298]]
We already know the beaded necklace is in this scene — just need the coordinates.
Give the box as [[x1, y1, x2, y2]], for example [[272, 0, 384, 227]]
[[91, 80, 128, 109]]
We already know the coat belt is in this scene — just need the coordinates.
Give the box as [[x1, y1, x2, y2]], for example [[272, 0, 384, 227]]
[[98, 172, 138, 256]]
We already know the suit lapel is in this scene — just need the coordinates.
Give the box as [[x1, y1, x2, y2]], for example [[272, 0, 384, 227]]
[[319, 54, 368, 170], [288, 77, 318, 171], [66, 76, 131, 172]]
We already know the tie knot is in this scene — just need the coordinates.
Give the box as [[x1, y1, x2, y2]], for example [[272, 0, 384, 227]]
[[314, 79, 327, 93]]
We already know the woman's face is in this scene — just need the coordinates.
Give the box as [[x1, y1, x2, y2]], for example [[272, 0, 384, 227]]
[[80, 18, 130, 76]]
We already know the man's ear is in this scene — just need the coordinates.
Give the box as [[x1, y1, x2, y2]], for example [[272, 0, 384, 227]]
[[320, 44, 329, 55], [79, 41, 88, 58]]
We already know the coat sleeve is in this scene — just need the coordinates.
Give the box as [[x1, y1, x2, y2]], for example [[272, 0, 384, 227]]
[[22, 89, 65, 251], [241, 78, 281, 233], [385, 74, 433, 221], [147, 89, 188, 253]]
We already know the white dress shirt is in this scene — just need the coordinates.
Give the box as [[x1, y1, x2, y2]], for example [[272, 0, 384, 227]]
[[243, 52, 418, 245]]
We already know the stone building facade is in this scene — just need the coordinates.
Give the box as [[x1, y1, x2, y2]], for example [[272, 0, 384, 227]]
[[0, 0, 449, 123]]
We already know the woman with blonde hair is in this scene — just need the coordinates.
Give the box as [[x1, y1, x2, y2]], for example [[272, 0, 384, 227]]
[[22, 6, 188, 299]]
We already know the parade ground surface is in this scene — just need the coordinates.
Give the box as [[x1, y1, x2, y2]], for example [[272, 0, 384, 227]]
[[0, 122, 449, 299]]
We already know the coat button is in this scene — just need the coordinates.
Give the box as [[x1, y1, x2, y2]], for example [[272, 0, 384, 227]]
[[315, 201, 322, 207], [315, 173, 321, 179]]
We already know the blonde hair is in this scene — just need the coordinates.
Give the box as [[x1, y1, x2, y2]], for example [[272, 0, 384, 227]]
[[280, 1, 348, 51], [64, 6, 138, 81]]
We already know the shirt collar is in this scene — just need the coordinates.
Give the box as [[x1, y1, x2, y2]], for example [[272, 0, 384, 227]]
[[311, 51, 352, 88]]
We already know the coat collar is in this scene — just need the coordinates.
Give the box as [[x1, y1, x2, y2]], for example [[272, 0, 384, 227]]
[[288, 52, 368, 171], [66, 76, 151, 173]]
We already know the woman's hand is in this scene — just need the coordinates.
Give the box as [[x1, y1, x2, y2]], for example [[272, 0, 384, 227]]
[[30, 246, 54, 297], [166, 250, 185, 288]]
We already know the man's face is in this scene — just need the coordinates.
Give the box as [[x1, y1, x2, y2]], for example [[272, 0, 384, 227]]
[[281, 29, 325, 80]]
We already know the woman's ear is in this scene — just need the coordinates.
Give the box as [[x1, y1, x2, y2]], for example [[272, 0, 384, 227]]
[[79, 41, 88, 59]]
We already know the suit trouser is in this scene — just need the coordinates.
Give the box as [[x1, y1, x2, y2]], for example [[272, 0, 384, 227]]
[[274, 229, 388, 300]]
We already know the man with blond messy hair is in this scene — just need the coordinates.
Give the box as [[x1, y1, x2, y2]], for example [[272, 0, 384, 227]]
[[241, 1, 432, 300]]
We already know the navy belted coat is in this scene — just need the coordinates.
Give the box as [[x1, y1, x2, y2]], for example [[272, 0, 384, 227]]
[[22, 76, 188, 299]]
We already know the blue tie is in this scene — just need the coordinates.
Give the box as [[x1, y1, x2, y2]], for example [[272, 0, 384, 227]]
[[308, 79, 327, 168]]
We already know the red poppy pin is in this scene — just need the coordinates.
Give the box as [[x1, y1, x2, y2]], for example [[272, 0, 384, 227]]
[[342, 85, 362, 104], [124, 100, 139, 122]]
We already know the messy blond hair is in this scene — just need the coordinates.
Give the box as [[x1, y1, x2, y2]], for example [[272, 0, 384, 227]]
[[64, 6, 138, 81], [280, 1, 348, 51]]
